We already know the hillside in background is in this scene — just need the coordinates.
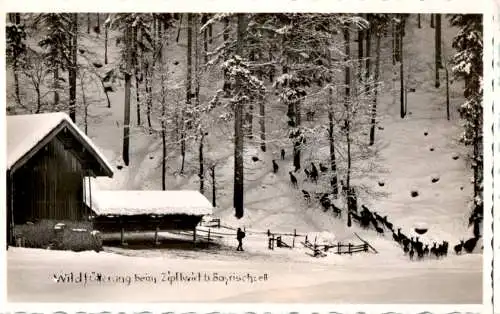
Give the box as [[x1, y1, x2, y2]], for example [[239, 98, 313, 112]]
[[5, 13, 484, 303], [6, 13, 482, 237]]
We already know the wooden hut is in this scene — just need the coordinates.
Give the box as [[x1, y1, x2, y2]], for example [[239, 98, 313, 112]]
[[6, 112, 114, 246], [84, 190, 213, 245]]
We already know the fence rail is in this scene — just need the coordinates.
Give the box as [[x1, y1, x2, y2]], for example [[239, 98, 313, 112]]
[[199, 217, 375, 257]]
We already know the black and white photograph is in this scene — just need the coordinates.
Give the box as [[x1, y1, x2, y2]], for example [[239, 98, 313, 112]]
[[2, 4, 493, 308]]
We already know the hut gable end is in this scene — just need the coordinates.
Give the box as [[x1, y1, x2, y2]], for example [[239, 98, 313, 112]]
[[7, 113, 113, 177]]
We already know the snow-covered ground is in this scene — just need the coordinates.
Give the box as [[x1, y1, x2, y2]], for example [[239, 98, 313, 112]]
[[7, 245, 481, 303], [6, 15, 483, 303]]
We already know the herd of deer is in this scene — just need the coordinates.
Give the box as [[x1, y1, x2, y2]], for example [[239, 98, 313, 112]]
[[269, 148, 480, 261]]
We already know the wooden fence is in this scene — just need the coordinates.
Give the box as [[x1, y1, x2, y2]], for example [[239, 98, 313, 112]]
[[301, 235, 369, 257], [198, 217, 375, 256]]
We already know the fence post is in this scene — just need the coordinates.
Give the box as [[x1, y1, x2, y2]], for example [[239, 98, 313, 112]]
[[292, 229, 296, 248], [338, 242, 341, 254], [348, 243, 352, 254], [364, 243, 368, 252], [217, 219, 220, 228], [305, 235, 308, 244], [208, 228, 211, 246], [154, 226, 160, 245], [267, 229, 271, 237], [121, 227, 126, 246], [269, 234, 275, 250]]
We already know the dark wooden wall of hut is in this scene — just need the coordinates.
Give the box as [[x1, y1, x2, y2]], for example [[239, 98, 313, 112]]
[[92, 214, 203, 232], [12, 136, 88, 224]]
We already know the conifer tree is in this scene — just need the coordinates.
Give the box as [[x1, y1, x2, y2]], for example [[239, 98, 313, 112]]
[[449, 14, 483, 231]]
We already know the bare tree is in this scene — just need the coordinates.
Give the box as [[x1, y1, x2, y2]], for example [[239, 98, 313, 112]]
[[435, 13, 442, 88], [122, 24, 132, 166], [369, 23, 382, 145], [234, 13, 246, 219], [160, 65, 168, 190], [201, 14, 209, 64], [87, 13, 91, 34], [344, 27, 352, 190], [180, 13, 193, 175], [104, 14, 109, 64], [22, 50, 47, 113], [133, 24, 141, 126], [68, 13, 78, 122], [399, 15, 405, 119], [96, 13, 100, 36]]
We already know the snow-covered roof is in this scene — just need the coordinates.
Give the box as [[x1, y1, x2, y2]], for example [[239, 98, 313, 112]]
[[85, 190, 214, 216], [7, 112, 113, 176]]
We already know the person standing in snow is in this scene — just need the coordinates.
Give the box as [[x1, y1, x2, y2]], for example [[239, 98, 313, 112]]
[[236, 228, 245, 251]]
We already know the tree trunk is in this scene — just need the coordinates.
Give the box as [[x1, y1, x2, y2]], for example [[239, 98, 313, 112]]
[[473, 118, 480, 203], [435, 14, 442, 88], [104, 15, 109, 64], [223, 16, 230, 96], [259, 99, 266, 152], [152, 17, 157, 53], [391, 23, 396, 65], [145, 65, 153, 134], [400, 16, 405, 119], [234, 14, 245, 219], [344, 28, 351, 190], [417, 14, 421, 28], [35, 87, 41, 114], [96, 14, 100, 36], [202, 14, 208, 64], [199, 132, 205, 194], [14, 63, 21, 107], [365, 16, 372, 144], [430, 13, 435, 28], [211, 166, 216, 207], [394, 21, 401, 62], [161, 71, 167, 190], [181, 13, 193, 175], [208, 21, 213, 44], [53, 66, 59, 108], [445, 63, 450, 120], [194, 15, 200, 108], [134, 25, 141, 126], [369, 32, 381, 145], [194, 15, 205, 195], [162, 119, 166, 190], [10, 14, 21, 107], [68, 13, 78, 122], [365, 17, 371, 80], [79, 74, 88, 134], [358, 17, 364, 76], [146, 18, 154, 132], [328, 84, 338, 196], [157, 15, 163, 59], [87, 13, 91, 34], [246, 105, 254, 139], [176, 14, 183, 43], [123, 25, 132, 166]]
